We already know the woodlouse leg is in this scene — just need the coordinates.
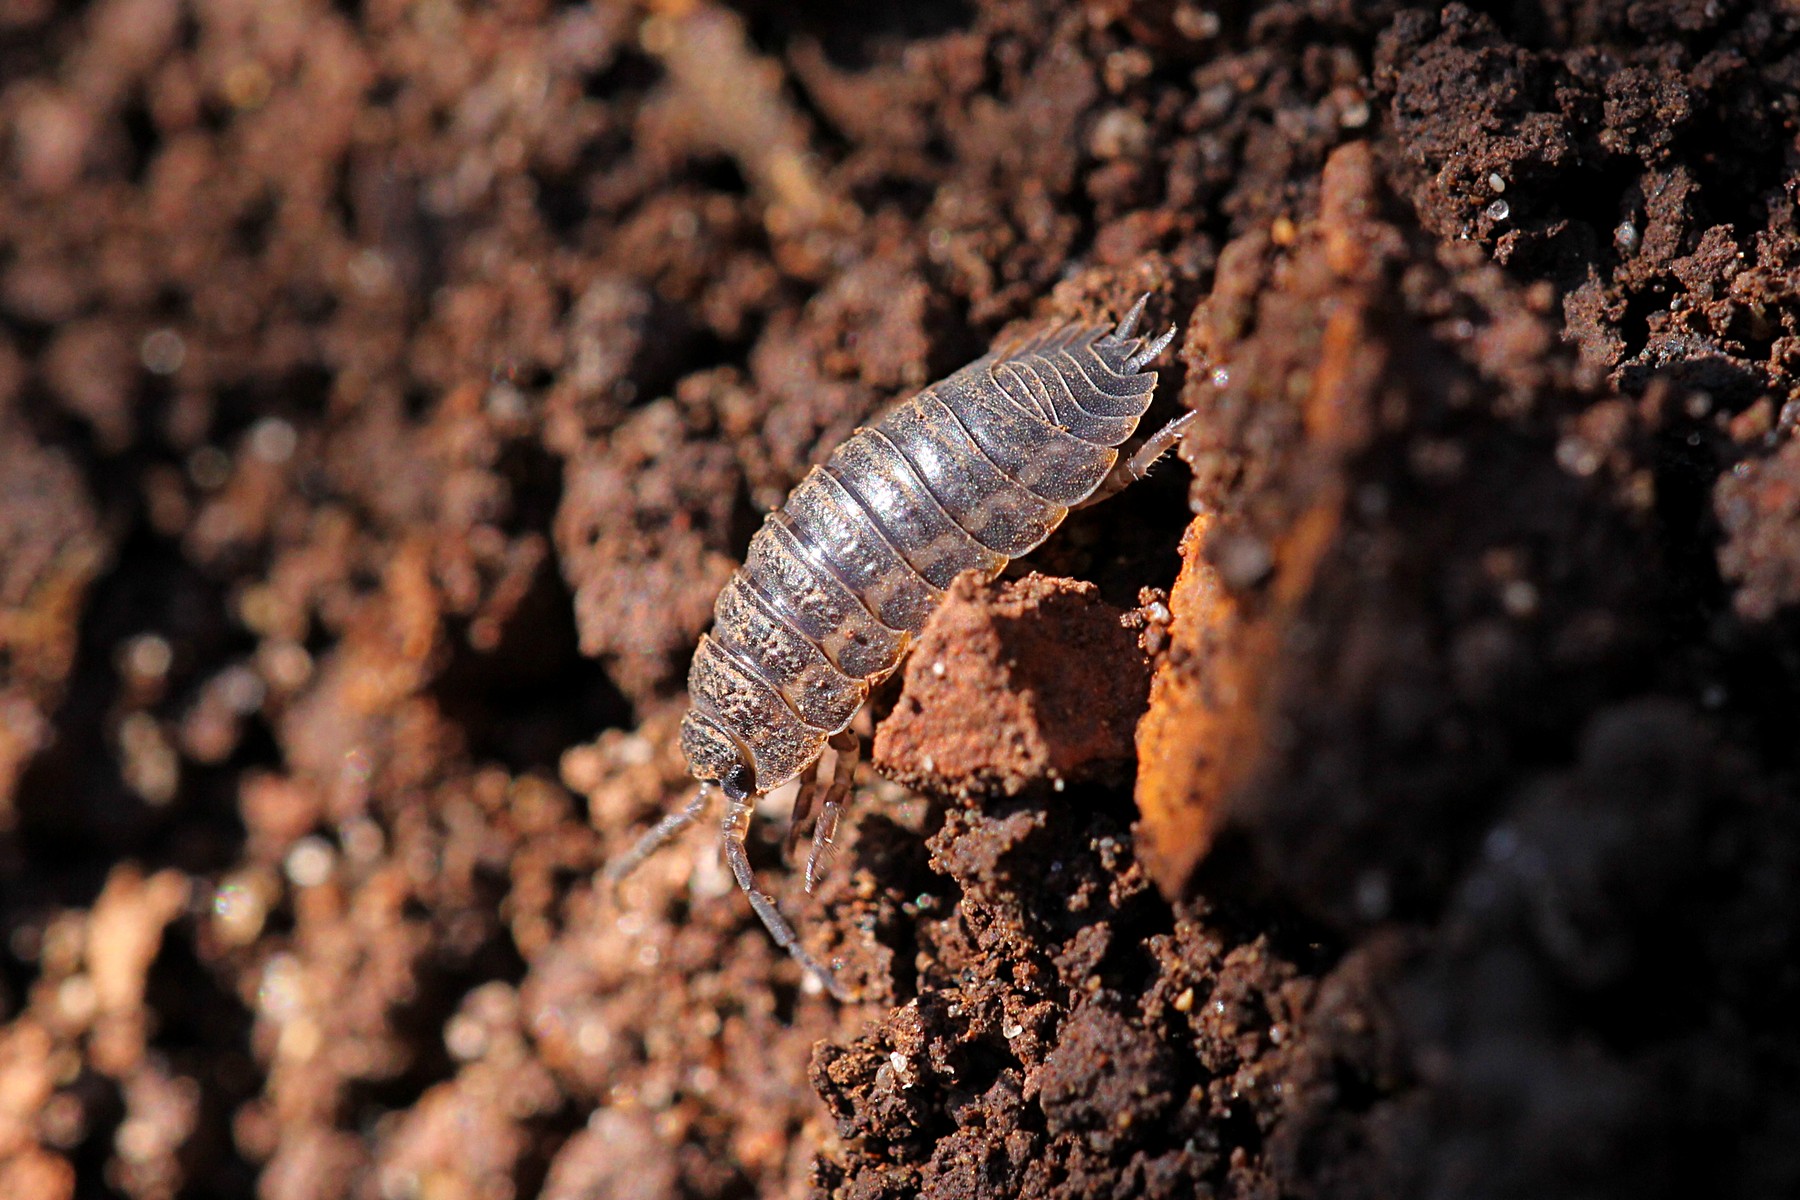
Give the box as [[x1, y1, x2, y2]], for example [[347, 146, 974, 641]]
[[1076, 409, 1199, 508], [723, 793, 848, 1000], [1122, 407, 1198, 479], [603, 783, 717, 888], [805, 729, 861, 893], [783, 757, 822, 862]]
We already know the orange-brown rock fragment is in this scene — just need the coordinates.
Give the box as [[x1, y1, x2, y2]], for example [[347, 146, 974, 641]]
[[873, 573, 1149, 798], [0, 1149, 74, 1200], [0, 419, 108, 827], [1132, 513, 1239, 897], [1134, 146, 1386, 899], [1133, 141, 1657, 912], [1717, 433, 1800, 621]]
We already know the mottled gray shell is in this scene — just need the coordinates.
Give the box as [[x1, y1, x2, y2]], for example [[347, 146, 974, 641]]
[[681, 315, 1162, 793]]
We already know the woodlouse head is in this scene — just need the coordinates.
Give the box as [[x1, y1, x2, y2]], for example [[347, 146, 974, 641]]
[[679, 708, 756, 793], [721, 763, 755, 803]]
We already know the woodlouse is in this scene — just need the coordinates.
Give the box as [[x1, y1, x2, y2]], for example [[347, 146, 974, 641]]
[[608, 296, 1188, 998]]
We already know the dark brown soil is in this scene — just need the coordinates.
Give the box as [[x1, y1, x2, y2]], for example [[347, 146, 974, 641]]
[[1, 2, 1797, 1198]]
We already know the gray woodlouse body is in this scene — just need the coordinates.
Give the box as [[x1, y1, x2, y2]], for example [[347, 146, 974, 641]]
[[608, 297, 1186, 998]]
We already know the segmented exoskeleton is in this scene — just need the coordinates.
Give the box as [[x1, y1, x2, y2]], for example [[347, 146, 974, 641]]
[[608, 296, 1188, 998]]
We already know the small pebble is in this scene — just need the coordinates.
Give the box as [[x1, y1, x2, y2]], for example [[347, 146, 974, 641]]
[[247, 417, 298, 465], [139, 329, 186, 375], [283, 837, 336, 888]]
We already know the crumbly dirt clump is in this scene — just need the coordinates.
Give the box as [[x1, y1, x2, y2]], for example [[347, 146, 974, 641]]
[[1, 2, 1798, 1200], [871, 573, 1149, 799]]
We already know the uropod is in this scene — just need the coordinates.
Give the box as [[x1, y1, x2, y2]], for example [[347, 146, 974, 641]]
[[608, 296, 1190, 998]]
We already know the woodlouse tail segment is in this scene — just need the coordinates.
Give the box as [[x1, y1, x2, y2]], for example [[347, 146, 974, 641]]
[[1114, 293, 1151, 340], [986, 311, 1164, 443], [1122, 323, 1179, 374], [603, 782, 717, 890], [722, 791, 849, 1000]]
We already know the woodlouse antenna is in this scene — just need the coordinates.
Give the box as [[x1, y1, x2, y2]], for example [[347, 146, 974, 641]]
[[603, 782, 716, 889]]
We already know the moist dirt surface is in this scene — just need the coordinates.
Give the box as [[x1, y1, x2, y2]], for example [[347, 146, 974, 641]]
[[1, 2, 1799, 1199]]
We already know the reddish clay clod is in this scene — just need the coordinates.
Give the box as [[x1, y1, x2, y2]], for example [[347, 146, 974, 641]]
[[873, 572, 1150, 799]]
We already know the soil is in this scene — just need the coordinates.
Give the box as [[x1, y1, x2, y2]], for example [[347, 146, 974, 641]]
[[1, 2, 1798, 1199]]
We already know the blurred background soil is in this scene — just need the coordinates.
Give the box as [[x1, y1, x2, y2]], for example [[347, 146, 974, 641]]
[[1, 1, 1798, 1198]]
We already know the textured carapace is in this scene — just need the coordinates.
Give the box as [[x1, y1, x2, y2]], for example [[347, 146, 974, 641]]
[[681, 306, 1174, 794], [611, 297, 1181, 999]]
